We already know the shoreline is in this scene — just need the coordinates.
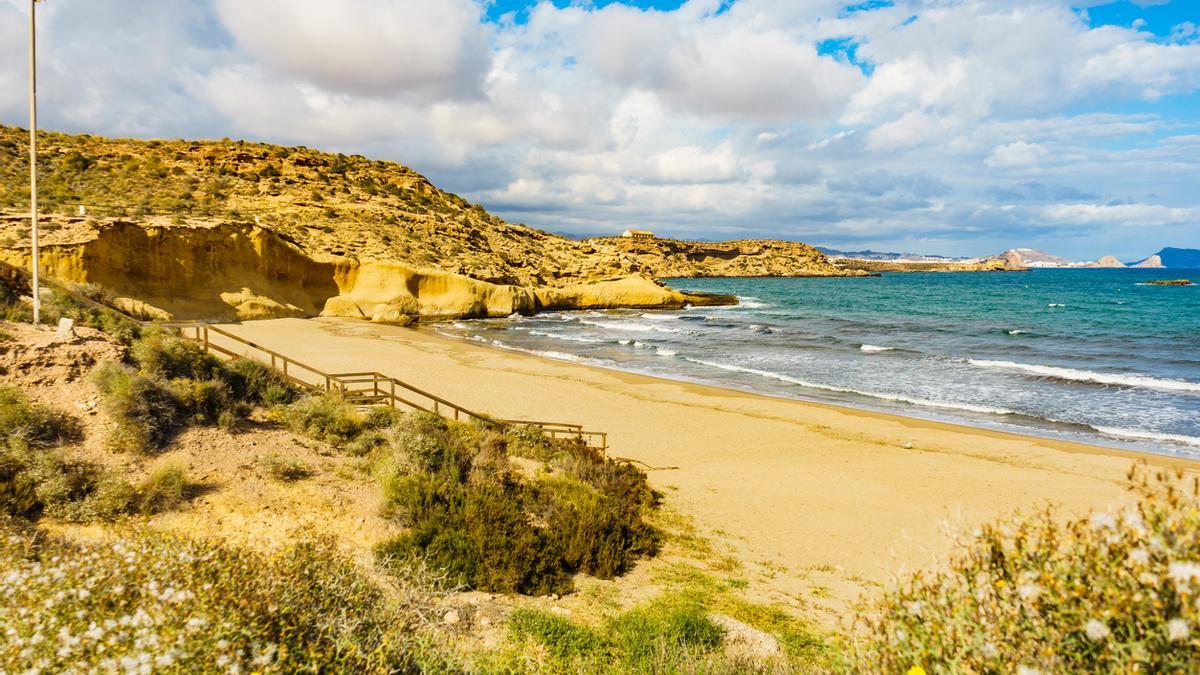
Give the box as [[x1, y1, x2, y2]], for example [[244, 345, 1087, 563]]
[[432, 318, 1200, 461], [217, 317, 1197, 617], [429, 323, 1194, 468]]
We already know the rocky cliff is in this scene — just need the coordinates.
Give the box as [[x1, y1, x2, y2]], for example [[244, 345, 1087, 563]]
[[0, 126, 855, 321], [589, 236, 862, 278]]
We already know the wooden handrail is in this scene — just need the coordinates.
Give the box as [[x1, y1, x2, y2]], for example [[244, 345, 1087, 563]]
[[170, 321, 608, 453]]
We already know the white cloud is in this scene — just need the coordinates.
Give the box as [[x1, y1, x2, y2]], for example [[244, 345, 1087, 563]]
[[1044, 203, 1199, 226], [1, 0, 1199, 259], [212, 0, 490, 100], [985, 141, 1050, 168]]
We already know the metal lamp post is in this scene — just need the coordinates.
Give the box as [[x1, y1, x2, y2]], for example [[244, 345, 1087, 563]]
[[28, 0, 42, 324]]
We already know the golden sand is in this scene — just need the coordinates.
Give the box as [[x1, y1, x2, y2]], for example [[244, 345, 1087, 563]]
[[218, 317, 1190, 611]]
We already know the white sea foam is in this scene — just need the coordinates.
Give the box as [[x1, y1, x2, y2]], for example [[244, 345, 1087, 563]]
[[1047, 303, 1066, 308], [1007, 329, 1027, 335], [1094, 426, 1200, 448], [860, 344, 895, 353], [485, 339, 583, 362], [684, 358, 1016, 416], [736, 296, 769, 309], [640, 313, 680, 321], [580, 319, 684, 334], [528, 330, 606, 344], [968, 359, 1200, 394], [656, 348, 678, 357]]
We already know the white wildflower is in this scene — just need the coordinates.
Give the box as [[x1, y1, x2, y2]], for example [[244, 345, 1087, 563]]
[[1018, 583, 1042, 601], [981, 642, 999, 658], [905, 601, 923, 617], [1090, 512, 1117, 530], [1129, 548, 1150, 566], [1017, 666, 1042, 675], [1168, 618, 1190, 642], [1168, 561, 1200, 587], [1085, 619, 1111, 641], [1139, 572, 1160, 586]]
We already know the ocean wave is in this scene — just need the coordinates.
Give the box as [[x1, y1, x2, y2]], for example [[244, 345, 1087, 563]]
[[483, 338, 584, 363], [1047, 303, 1066, 308], [579, 319, 685, 334], [683, 357, 1016, 416], [736, 296, 769, 309], [656, 348, 678, 357], [1093, 426, 1200, 448], [639, 312, 681, 322], [968, 359, 1200, 394], [860, 344, 895, 353], [528, 330, 607, 344], [1006, 329, 1027, 335]]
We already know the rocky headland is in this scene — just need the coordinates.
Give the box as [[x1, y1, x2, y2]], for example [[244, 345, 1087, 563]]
[[0, 126, 861, 323]]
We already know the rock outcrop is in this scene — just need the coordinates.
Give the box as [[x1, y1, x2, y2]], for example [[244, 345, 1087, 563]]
[[1091, 255, 1125, 268], [1132, 254, 1164, 269], [0, 222, 725, 322], [0, 125, 854, 322]]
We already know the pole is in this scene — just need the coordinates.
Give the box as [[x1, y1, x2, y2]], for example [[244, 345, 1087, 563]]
[[28, 0, 40, 325]]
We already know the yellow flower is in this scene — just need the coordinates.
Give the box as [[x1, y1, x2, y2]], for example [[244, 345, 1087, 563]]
[[907, 668, 928, 675]]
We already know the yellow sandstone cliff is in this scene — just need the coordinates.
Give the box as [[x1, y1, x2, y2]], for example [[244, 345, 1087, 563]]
[[0, 126, 856, 322]]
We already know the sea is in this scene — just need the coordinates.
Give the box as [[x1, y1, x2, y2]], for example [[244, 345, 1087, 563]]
[[434, 269, 1200, 458]]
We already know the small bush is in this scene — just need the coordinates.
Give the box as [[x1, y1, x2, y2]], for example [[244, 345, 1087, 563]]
[[91, 362, 184, 454], [0, 386, 80, 449], [137, 462, 188, 514], [131, 332, 222, 380], [279, 395, 365, 447], [850, 466, 1200, 673], [0, 443, 136, 522], [0, 519, 444, 672], [374, 417, 658, 596], [261, 453, 313, 482], [223, 357, 298, 406], [508, 608, 601, 660]]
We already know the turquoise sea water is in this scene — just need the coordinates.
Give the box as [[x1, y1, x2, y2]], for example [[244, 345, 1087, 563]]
[[436, 270, 1200, 457]]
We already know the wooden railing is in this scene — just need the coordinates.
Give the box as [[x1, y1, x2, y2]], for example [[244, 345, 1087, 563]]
[[167, 322, 608, 453]]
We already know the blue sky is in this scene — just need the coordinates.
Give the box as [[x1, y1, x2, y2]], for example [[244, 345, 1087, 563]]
[[1, 0, 1198, 260]]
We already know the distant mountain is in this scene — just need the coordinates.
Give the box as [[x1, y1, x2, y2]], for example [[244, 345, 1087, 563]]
[[1133, 247, 1200, 268], [1090, 255, 1126, 268], [817, 247, 972, 263]]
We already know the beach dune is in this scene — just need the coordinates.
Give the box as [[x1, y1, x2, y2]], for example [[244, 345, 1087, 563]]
[[218, 317, 1176, 612]]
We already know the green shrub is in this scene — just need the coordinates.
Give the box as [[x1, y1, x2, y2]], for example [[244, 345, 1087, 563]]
[[279, 395, 364, 447], [223, 357, 298, 406], [0, 443, 136, 522], [131, 332, 222, 380], [137, 462, 188, 514], [0, 386, 80, 449], [850, 466, 1200, 673], [374, 417, 658, 597], [0, 518, 445, 672], [91, 362, 184, 454], [261, 453, 313, 482]]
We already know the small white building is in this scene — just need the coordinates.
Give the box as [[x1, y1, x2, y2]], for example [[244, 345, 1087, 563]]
[[621, 229, 654, 240]]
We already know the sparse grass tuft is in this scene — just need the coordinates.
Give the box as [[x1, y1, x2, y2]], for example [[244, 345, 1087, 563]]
[[261, 453, 314, 482], [0, 386, 80, 449], [136, 462, 189, 514], [278, 395, 364, 447], [91, 362, 184, 454]]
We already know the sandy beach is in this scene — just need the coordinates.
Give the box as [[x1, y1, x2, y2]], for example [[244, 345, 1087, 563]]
[[217, 317, 1189, 612]]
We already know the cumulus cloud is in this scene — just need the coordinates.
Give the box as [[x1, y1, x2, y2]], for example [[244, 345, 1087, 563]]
[[211, 0, 490, 100], [985, 141, 1050, 168], [1, 0, 1199, 259]]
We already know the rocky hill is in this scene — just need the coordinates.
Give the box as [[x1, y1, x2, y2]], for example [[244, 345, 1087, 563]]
[[590, 236, 857, 277], [0, 125, 856, 322], [1133, 247, 1200, 268]]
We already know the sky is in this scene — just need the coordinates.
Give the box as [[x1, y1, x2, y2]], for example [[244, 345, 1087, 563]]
[[1, 0, 1198, 260]]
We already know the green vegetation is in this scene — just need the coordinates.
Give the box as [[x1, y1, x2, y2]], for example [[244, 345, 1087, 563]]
[[91, 334, 298, 453], [0, 386, 185, 522], [373, 415, 660, 596], [0, 517, 449, 672], [849, 466, 1200, 672], [261, 453, 314, 482]]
